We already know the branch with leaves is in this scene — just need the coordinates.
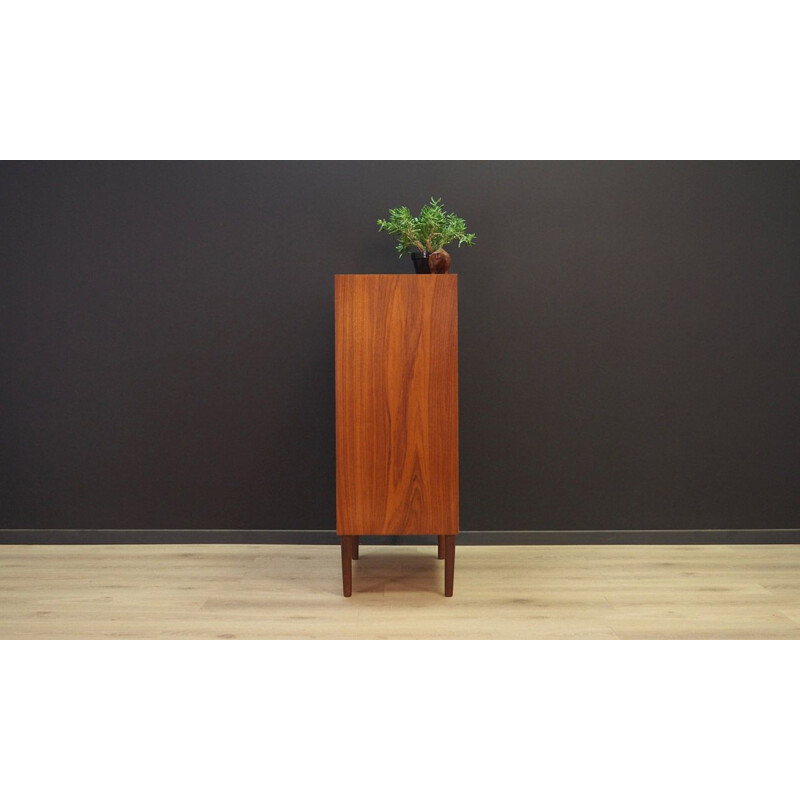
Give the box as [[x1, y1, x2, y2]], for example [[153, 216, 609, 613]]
[[377, 198, 476, 258]]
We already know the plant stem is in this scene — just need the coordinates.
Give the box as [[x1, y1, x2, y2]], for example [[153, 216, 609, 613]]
[[407, 223, 425, 252]]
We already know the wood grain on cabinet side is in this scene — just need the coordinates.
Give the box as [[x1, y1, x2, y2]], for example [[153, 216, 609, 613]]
[[335, 275, 459, 536]]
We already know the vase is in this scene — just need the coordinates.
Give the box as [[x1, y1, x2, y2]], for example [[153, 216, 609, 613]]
[[410, 251, 431, 274], [429, 248, 452, 274]]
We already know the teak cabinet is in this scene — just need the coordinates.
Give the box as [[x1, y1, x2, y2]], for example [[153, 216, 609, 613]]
[[335, 274, 459, 596]]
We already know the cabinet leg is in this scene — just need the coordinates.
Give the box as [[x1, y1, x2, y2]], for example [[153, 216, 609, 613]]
[[437, 536, 445, 560], [444, 535, 456, 597], [341, 536, 353, 597], [352, 536, 359, 560]]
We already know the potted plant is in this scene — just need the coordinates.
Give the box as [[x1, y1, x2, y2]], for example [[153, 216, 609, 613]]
[[377, 197, 476, 274]]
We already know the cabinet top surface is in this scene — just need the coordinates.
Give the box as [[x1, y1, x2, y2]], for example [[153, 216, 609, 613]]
[[334, 274, 457, 279]]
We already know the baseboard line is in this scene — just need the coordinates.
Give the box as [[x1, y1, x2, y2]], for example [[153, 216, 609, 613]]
[[1, 529, 800, 545]]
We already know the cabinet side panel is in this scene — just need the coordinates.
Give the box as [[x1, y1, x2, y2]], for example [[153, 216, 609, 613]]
[[427, 277, 459, 533], [336, 275, 458, 535], [336, 275, 390, 535]]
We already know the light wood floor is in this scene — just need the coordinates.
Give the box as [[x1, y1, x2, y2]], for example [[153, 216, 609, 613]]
[[1, 543, 800, 639]]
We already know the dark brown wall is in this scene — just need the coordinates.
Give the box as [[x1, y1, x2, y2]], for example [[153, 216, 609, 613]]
[[2, 162, 799, 533]]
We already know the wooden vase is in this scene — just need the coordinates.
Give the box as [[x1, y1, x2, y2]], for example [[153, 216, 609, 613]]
[[429, 248, 452, 274]]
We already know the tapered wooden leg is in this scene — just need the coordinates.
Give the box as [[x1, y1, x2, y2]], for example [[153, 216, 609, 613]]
[[444, 535, 456, 597], [341, 536, 353, 597], [438, 536, 445, 559], [352, 536, 359, 560]]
